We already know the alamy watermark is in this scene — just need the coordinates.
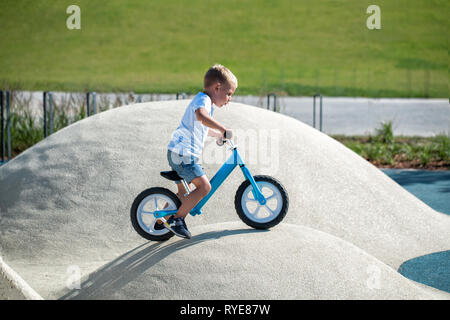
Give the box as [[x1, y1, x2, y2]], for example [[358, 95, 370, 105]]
[[366, 5, 381, 30], [366, 265, 381, 290], [66, 5, 81, 30], [66, 265, 81, 290], [169, 128, 280, 175], [65, 5, 381, 31]]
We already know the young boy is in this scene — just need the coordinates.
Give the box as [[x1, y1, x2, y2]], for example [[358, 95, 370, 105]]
[[161, 64, 238, 239]]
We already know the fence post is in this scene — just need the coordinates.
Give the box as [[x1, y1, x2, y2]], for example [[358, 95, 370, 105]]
[[1, 90, 4, 162], [43, 91, 53, 136], [267, 93, 277, 112], [313, 93, 323, 131], [85, 92, 97, 115], [43, 91, 47, 137], [320, 94, 323, 131], [6, 91, 11, 160], [49, 92, 53, 135], [92, 92, 97, 114], [86, 92, 90, 116]]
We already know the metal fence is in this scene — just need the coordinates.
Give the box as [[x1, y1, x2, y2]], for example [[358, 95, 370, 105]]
[[0, 90, 294, 165], [2, 87, 448, 166], [1, 90, 11, 163]]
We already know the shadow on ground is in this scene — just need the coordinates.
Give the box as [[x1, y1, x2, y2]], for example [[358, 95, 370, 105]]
[[59, 228, 267, 300], [398, 250, 450, 293]]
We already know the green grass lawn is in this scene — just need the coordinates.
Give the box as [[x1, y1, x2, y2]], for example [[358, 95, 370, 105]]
[[0, 0, 448, 97]]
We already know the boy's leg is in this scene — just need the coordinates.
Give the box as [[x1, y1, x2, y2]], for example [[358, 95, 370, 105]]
[[163, 181, 192, 207], [157, 181, 194, 224], [174, 175, 211, 219], [175, 181, 194, 202], [161, 176, 209, 239]]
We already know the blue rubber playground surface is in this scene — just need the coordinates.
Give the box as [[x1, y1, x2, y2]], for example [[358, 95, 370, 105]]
[[382, 169, 450, 293], [381, 169, 450, 215]]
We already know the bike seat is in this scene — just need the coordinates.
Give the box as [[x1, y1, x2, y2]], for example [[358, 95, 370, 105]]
[[160, 170, 182, 181]]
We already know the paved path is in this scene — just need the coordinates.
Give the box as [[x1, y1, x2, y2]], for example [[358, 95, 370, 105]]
[[276, 97, 449, 136]]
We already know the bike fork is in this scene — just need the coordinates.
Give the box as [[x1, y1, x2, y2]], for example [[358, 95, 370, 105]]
[[240, 165, 266, 205]]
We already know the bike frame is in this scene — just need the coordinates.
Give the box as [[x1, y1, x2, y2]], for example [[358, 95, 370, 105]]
[[153, 141, 266, 219]]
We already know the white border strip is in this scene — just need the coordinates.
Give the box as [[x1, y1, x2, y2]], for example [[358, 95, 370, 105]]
[[0, 256, 44, 300]]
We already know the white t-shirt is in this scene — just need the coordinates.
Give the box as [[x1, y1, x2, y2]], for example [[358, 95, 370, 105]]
[[168, 92, 214, 160]]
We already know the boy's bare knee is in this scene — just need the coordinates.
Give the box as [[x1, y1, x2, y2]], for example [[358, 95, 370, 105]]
[[195, 184, 210, 197], [193, 176, 211, 197], [202, 182, 212, 195]]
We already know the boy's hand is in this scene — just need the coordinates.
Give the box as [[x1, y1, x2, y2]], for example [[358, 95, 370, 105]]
[[216, 129, 233, 146], [224, 129, 233, 139]]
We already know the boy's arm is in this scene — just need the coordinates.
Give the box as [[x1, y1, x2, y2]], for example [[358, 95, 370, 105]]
[[207, 128, 222, 139], [195, 108, 227, 135]]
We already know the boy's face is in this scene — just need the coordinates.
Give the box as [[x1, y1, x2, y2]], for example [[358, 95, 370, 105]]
[[211, 81, 237, 107]]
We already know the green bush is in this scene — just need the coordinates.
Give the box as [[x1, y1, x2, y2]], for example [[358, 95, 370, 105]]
[[10, 110, 43, 154], [374, 121, 394, 145], [333, 122, 449, 169]]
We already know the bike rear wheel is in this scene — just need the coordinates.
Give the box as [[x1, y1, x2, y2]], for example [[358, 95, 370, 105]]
[[130, 187, 180, 241], [235, 175, 289, 229]]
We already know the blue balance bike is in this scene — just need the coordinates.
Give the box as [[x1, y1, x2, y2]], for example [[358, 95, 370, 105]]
[[130, 139, 289, 241]]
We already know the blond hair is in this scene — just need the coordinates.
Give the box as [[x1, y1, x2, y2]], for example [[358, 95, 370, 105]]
[[203, 64, 238, 89]]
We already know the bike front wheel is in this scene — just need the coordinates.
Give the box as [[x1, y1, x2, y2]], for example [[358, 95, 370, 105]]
[[234, 175, 289, 229], [130, 187, 180, 241]]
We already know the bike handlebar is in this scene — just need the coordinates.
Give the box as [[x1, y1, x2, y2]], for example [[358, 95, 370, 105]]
[[216, 137, 235, 148], [216, 129, 234, 148]]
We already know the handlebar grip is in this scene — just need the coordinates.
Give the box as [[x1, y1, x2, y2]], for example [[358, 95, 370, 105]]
[[224, 130, 233, 139]]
